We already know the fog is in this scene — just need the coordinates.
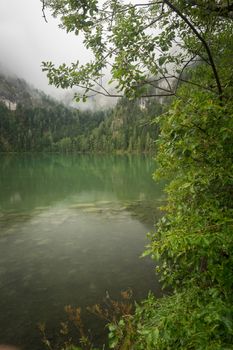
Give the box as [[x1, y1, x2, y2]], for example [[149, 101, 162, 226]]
[[0, 0, 117, 109]]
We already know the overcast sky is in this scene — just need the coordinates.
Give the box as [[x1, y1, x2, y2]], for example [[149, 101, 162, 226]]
[[0, 0, 91, 97]]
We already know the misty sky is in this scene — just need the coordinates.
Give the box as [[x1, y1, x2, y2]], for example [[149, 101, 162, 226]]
[[0, 0, 91, 97]]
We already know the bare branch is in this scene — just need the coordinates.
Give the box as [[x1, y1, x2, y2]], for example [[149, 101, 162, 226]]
[[175, 54, 197, 93], [92, 79, 113, 96], [74, 84, 122, 98], [161, 70, 173, 93], [74, 82, 175, 99], [42, 0, 48, 23], [174, 76, 214, 93]]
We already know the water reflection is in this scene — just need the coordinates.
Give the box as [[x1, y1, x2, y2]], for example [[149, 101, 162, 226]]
[[0, 154, 164, 211], [0, 154, 164, 349]]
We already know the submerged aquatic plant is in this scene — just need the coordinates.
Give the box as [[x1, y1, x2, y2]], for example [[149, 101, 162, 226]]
[[38, 289, 134, 350]]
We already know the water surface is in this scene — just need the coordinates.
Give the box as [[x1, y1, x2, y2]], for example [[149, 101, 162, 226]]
[[0, 154, 164, 349]]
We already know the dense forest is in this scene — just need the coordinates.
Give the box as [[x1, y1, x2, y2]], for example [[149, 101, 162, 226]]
[[0, 73, 162, 153]]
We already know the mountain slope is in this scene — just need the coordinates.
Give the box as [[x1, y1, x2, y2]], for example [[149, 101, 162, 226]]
[[0, 72, 164, 153]]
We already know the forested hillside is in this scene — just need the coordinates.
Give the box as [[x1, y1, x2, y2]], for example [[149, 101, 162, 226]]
[[76, 97, 162, 153], [0, 73, 162, 152]]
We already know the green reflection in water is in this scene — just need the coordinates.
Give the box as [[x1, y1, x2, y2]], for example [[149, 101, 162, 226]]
[[0, 154, 165, 349]]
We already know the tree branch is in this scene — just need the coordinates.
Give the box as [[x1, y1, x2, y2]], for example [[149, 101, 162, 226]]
[[175, 54, 197, 93], [164, 0, 223, 100], [42, 0, 48, 23]]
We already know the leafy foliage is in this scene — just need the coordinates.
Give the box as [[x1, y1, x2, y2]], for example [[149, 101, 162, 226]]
[[111, 288, 233, 350], [124, 89, 233, 349], [43, 0, 233, 101], [39, 1, 233, 349]]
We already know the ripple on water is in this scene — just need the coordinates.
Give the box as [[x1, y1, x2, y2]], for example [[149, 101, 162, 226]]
[[36, 239, 51, 246]]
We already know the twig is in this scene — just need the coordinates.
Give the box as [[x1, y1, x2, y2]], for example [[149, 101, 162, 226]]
[[42, 0, 48, 23]]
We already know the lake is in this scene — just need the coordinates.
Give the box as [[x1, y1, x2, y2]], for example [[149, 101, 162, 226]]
[[0, 154, 165, 349]]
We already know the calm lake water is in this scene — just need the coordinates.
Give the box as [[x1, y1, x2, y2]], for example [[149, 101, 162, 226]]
[[0, 154, 165, 349]]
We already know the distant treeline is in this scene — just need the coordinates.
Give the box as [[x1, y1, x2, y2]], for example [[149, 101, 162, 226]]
[[0, 96, 164, 153]]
